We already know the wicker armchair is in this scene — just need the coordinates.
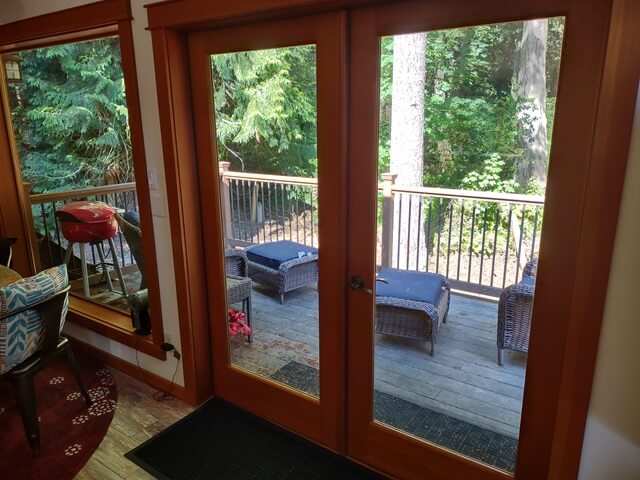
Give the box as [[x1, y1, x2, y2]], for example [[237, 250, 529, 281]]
[[225, 249, 248, 277], [497, 258, 537, 366]]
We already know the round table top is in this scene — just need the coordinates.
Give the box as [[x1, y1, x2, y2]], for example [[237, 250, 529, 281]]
[[0, 265, 22, 287]]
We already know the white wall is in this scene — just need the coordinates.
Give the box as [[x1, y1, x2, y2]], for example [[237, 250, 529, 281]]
[[2, 2, 639, 478], [578, 87, 640, 480], [0, 0, 184, 387]]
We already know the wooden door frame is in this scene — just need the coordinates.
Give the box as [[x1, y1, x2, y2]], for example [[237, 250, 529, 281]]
[[146, 0, 640, 475]]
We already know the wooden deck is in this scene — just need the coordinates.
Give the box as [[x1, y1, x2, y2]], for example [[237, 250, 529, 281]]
[[230, 283, 526, 438]]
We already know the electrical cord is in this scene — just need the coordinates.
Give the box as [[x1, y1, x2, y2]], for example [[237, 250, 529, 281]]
[[135, 345, 180, 402]]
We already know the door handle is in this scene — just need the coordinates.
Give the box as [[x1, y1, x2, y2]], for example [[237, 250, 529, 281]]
[[349, 275, 373, 295]]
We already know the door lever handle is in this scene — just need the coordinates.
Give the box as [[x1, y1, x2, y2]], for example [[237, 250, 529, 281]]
[[349, 275, 373, 295]]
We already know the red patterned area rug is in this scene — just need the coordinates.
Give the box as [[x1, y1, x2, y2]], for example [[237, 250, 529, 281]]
[[0, 352, 117, 479]]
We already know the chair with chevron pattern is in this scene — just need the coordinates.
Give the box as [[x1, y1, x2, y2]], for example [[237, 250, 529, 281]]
[[0, 264, 92, 454]]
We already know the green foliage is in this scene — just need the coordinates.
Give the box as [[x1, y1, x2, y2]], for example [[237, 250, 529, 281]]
[[379, 20, 563, 193], [7, 36, 132, 193], [211, 45, 318, 176]]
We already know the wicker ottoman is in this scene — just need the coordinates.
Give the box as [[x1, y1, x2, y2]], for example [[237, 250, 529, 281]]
[[375, 268, 450, 356], [245, 240, 318, 304]]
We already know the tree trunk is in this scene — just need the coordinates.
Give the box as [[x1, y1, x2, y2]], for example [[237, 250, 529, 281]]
[[390, 33, 427, 270], [515, 19, 548, 188]]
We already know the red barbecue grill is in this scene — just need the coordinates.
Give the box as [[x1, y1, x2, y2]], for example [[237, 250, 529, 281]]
[[56, 201, 127, 298]]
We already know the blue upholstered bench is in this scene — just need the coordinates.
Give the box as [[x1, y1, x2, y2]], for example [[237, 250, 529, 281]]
[[375, 268, 450, 356], [245, 241, 318, 304]]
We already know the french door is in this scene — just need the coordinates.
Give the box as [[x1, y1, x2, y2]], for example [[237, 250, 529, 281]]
[[187, 0, 612, 478], [188, 13, 348, 450]]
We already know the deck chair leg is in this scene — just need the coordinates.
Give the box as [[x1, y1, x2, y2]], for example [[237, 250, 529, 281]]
[[65, 345, 92, 406], [430, 339, 435, 357], [13, 375, 40, 454], [279, 294, 285, 305], [498, 348, 504, 366]]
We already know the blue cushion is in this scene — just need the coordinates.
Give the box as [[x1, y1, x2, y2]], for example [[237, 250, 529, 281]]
[[520, 276, 535, 287], [246, 241, 318, 270], [124, 210, 141, 228], [376, 268, 445, 305]]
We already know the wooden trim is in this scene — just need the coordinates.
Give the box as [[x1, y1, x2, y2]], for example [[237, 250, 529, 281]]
[[547, 0, 640, 477], [151, 27, 212, 406], [0, 0, 130, 47], [68, 336, 191, 404], [29, 182, 137, 204], [187, 12, 348, 450], [0, 26, 119, 54], [67, 296, 166, 360], [117, 18, 167, 356]]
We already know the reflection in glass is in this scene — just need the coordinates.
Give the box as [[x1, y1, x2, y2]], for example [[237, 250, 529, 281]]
[[3, 37, 148, 319], [373, 19, 564, 472], [210, 45, 321, 397]]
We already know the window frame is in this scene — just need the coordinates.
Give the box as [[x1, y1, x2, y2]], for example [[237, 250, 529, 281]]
[[0, 0, 166, 360]]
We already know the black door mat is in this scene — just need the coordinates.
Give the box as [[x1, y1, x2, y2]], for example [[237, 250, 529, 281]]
[[126, 396, 383, 480], [271, 361, 517, 473]]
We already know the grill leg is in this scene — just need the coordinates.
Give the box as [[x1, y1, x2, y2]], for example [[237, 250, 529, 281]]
[[96, 242, 115, 292], [63, 242, 74, 264], [79, 243, 91, 298], [108, 237, 128, 296]]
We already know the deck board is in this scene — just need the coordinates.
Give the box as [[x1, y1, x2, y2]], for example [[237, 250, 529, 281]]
[[229, 282, 526, 439]]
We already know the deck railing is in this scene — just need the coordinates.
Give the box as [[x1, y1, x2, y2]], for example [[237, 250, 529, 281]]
[[219, 165, 544, 295], [26, 183, 139, 274]]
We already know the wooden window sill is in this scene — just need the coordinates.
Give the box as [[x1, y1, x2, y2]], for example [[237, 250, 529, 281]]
[[67, 296, 166, 360]]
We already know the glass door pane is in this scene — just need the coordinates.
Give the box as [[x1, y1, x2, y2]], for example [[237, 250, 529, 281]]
[[369, 17, 564, 473], [209, 45, 321, 397]]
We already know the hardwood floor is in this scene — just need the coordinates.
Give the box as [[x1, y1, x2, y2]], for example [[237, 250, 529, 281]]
[[75, 369, 193, 480], [230, 283, 526, 438]]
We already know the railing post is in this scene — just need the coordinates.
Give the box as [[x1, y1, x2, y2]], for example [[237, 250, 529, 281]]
[[380, 172, 397, 268], [219, 162, 233, 245], [22, 183, 42, 272]]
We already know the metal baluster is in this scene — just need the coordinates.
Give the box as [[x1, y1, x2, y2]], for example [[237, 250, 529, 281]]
[[287, 185, 292, 241], [436, 198, 442, 274], [302, 187, 308, 245], [295, 186, 300, 244], [426, 199, 433, 272], [468, 202, 477, 283], [446, 201, 454, 278], [531, 205, 540, 259], [516, 205, 527, 281], [503, 204, 513, 288], [259, 182, 266, 243], [457, 200, 465, 280], [241, 180, 249, 241], [268, 183, 274, 242], [396, 194, 403, 269], [416, 196, 423, 271], [41, 204, 53, 268], [274, 183, 281, 241], [310, 187, 315, 248], [52, 201, 64, 267], [406, 194, 412, 269], [234, 180, 242, 240], [490, 205, 500, 287], [479, 206, 488, 285]]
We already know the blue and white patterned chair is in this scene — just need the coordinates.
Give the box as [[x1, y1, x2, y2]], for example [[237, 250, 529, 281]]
[[0, 264, 92, 453]]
